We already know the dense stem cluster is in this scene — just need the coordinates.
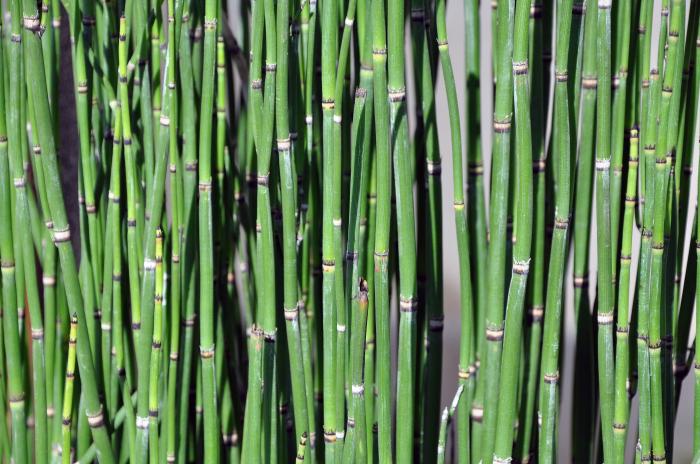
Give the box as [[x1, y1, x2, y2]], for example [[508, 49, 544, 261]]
[[0, 0, 697, 462]]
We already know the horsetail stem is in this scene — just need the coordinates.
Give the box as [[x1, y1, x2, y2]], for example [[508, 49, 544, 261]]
[[61, 315, 78, 464], [538, 0, 575, 459], [493, 0, 534, 457]]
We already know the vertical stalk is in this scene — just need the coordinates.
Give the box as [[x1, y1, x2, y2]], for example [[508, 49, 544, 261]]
[[343, 7, 374, 458], [320, 0, 339, 455], [0, 13, 27, 462], [538, 0, 574, 459], [480, 0, 516, 454], [493, 0, 534, 458], [240, 0, 266, 460], [10, 40, 49, 464], [198, 0, 220, 461], [638, 60, 660, 464], [613, 128, 639, 462], [594, 0, 615, 458], [514, 1, 547, 459], [342, 281, 369, 463], [147, 230, 164, 463], [364, 153, 377, 463], [165, 0, 183, 458], [371, 0, 392, 458], [435, 0, 477, 462], [332, 0, 358, 446], [176, 0, 201, 458], [387, 0, 417, 456], [465, 0, 487, 391], [61, 316, 78, 464], [276, 0, 311, 447]]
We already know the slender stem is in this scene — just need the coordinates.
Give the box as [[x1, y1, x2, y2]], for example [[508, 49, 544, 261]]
[[61, 316, 78, 464], [480, 0, 516, 452], [493, 0, 534, 457], [387, 0, 417, 456], [197, 0, 220, 461], [613, 128, 639, 461], [276, 0, 310, 447], [0, 12, 27, 462], [371, 0, 392, 458], [538, 0, 574, 459]]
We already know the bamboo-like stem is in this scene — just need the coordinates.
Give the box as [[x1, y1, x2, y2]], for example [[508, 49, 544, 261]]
[[434, 1, 476, 462], [493, 0, 534, 458], [411, 2, 429, 459], [164, 0, 183, 458], [515, 2, 547, 459], [342, 281, 369, 463], [197, 0, 220, 461], [147, 230, 164, 463], [371, 0, 392, 457], [594, 0, 615, 458], [463, 0, 485, 457], [609, 0, 632, 290], [637, 59, 660, 464], [176, 0, 201, 458], [332, 0, 358, 447], [253, 0, 279, 458], [10, 35, 49, 464], [673, 1, 700, 400], [240, 0, 266, 461], [117, 14, 144, 395], [364, 153, 378, 463], [276, 0, 310, 447], [663, 0, 686, 445], [387, 0, 417, 456], [61, 316, 78, 464], [465, 0, 486, 388], [343, 7, 374, 458], [480, 0, 516, 453], [107, 96, 130, 453], [300, 0, 320, 451], [612, 125, 639, 462], [40, 36, 58, 453], [636, 0, 653, 225], [538, 0, 574, 459], [51, 277, 69, 461], [0, 14, 28, 462], [320, 0, 339, 456]]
